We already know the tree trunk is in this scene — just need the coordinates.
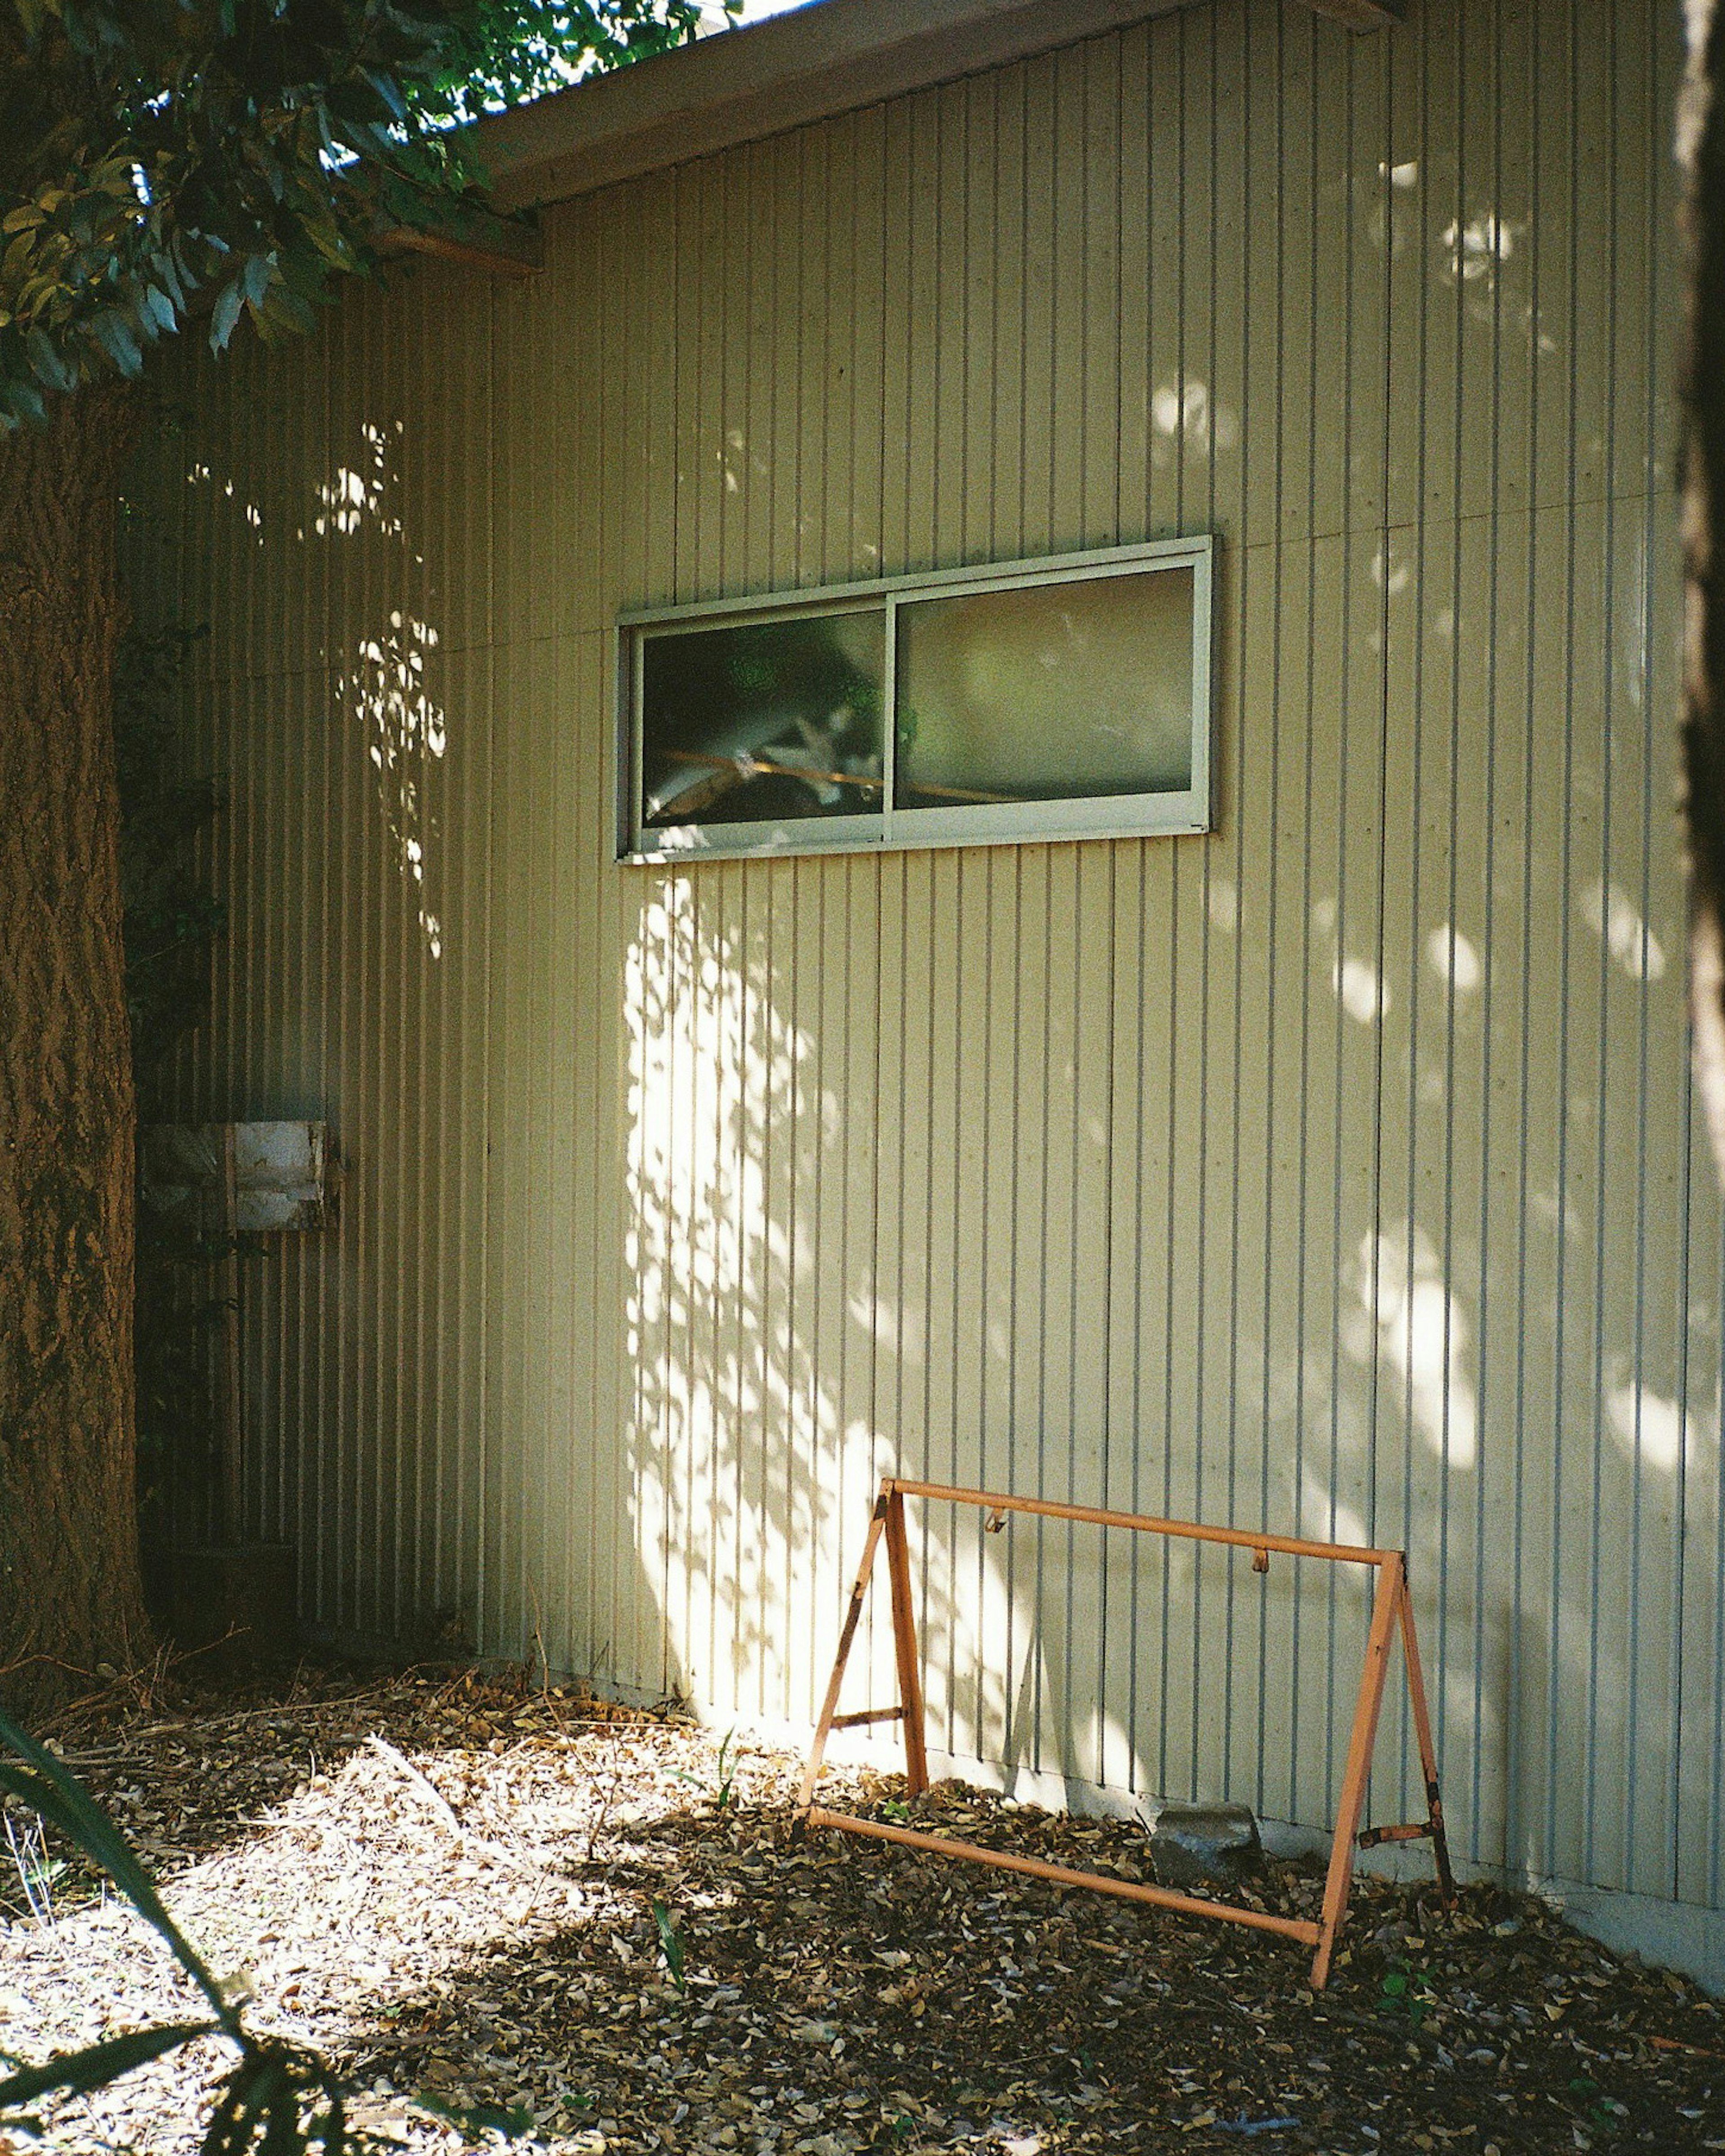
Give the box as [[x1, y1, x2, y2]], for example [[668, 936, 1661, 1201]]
[[1681, 1, 1725, 1187], [0, 383, 150, 1721]]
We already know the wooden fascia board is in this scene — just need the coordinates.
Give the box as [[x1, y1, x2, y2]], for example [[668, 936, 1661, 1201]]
[[1292, 0, 1405, 27], [377, 199, 544, 278], [478, 0, 1196, 213]]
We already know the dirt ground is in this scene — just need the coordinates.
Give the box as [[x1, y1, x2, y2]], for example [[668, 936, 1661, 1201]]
[[1, 1662, 1721, 2154]]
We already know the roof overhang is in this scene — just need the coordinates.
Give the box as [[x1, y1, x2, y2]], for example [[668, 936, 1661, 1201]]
[[478, 0, 1197, 213]]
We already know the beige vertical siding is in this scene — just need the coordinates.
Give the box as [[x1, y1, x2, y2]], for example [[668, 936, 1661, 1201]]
[[127, 0, 1719, 1935]]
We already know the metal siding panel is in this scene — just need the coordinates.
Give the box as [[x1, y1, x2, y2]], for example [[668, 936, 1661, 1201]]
[[1070, 845, 1117, 1786], [920, 848, 964, 1760], [124, 0, 1719, 1940], [482, 635, 529, 1665], [1226, 542, 1276, 1809], [1141, 10, 1182, 540], [1258, 535, 1317, 1823], [1080, 32, 1122, 550], [1017, 58, 1056, 562], [665, 863, 704, 1697], [1117, 28, 1151, 554], [937, 855, 973, 1763], [847, 108, 890, 580], [953, 74, 992, 567], [1048, 46, 1088, 553], [818, 115, 855, 586]]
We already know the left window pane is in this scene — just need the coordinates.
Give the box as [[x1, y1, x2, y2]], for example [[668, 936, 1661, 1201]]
[[641, 609, 886, 828]]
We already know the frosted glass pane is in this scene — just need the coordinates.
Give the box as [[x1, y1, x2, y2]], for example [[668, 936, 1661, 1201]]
[[641, 610, 885, 827], [893, 568, 1195, 809]]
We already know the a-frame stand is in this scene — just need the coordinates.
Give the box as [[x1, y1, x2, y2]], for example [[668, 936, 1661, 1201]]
[[797, 1478, 1454, 1990]]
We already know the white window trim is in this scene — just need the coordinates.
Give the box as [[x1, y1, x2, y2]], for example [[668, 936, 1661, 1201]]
[[615, 534, 1214, 865]]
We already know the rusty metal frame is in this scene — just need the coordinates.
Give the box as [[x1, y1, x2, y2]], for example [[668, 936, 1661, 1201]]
[[796, 1477, 1454, 1989]]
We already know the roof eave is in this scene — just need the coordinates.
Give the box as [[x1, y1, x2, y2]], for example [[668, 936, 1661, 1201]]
[[476, 0, 1196, 213]]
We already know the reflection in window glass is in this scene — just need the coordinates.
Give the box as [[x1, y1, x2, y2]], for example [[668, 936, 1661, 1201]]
[[641, 610, 885, 827], [893, 569, 1195, 809]]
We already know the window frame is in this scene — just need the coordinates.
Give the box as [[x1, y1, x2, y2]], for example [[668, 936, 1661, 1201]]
[[615, 534, 1214, 864]]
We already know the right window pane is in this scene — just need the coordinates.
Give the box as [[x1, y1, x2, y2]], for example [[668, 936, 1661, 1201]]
[[893, 566, 1196, 809]]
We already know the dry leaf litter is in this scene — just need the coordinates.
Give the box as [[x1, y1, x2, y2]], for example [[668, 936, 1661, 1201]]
[[0, 1664, 1721, 2154]]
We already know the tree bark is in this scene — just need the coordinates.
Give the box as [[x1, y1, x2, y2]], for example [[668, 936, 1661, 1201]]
[[1681, 0, 1725, 1188], [0, 383, 151, 1721]]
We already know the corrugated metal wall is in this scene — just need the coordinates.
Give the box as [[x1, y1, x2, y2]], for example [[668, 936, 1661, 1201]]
[[128, 0, 1721, 1925]]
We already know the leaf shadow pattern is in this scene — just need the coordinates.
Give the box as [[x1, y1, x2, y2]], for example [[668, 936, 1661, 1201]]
[[7, 1681, 1724, 2153]]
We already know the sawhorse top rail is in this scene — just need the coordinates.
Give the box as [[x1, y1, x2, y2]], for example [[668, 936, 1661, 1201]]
[[797, 1476, 1454, 1991]]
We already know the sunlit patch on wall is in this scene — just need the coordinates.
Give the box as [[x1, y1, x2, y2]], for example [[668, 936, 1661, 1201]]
[[1606, 1381, 1694, 1475], [338, 608, 447, 958], [1579, 878, 1666, 983], [1426, 922, 1482, 993], [1357, 1227, 1478, 1471], [1150, 379, 1236, 454], [1333, 954, 1389, 1027], [312, 421, 407, 539], [619, 893, 1027, 1755], [1310, 899, 1389, 1026], [1301, 1471, 1370, 1554], [1442, 209, 1520, 284]]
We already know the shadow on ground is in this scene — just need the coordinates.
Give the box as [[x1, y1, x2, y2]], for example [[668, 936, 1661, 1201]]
[[3, 1668, 1722, 2155]]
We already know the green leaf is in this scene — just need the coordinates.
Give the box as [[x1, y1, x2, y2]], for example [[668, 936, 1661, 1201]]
[[363, 68, 407, 122], [240, 252, 275, 306], [24, 328, 74, 392], [0, 2022, 217, 2109], [90, 310, 143, 374], [209, 279, 243, 353], [3, 378, 47, 425]]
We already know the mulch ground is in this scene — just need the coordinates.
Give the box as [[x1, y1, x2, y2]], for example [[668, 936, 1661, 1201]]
[[1, 1661, 1722, 2154]]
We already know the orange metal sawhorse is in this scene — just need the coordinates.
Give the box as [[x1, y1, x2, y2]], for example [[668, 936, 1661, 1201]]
[[796, 1477, 1454, 1989]]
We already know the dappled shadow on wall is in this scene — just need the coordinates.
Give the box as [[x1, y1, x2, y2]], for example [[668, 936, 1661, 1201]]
[[618, 876, 1049, 1766], [614, 871, 1371, 1820], [182, 412, 450, 963]]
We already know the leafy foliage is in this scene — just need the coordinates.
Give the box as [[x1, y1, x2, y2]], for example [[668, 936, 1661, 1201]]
[[0, 0, 723, 428], [414, 0, 726, 119]]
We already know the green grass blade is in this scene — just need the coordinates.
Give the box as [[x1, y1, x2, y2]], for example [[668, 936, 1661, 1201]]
[[0, 1714, 237, 2032], [650, 1897, 686, 1989], [0, 2020, 218, 2109]]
